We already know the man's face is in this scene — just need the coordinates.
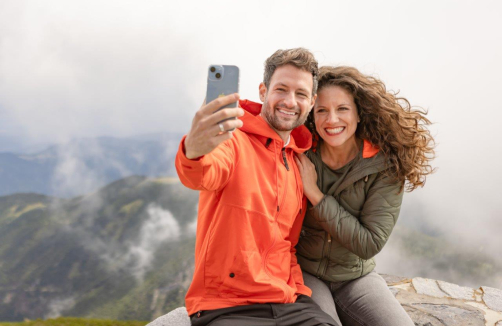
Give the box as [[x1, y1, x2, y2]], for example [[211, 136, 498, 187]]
[[259, 65, 316, 135]]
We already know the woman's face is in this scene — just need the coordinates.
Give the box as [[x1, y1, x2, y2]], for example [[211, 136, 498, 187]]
[[314, 86, 359, 150]]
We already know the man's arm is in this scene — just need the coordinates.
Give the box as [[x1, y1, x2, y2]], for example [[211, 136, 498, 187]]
[[175, 94, 244, 191]]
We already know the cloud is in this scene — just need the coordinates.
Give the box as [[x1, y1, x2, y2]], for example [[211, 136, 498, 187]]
[[123, 204, 180, 280], [0, 0, 204, 145], [51, 140, 110, 197], [44, 296, 75, 319]]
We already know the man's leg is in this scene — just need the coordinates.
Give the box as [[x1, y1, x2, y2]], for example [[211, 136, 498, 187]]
[[190, 296, 339, 326], [273, 295, 340, 326], [190, 304, 276, 326], [332, 271, 414, 326]]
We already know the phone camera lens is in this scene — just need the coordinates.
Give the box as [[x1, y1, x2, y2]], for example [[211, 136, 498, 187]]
[[210, 67, 216, 72], [215, 73, 221, 79]]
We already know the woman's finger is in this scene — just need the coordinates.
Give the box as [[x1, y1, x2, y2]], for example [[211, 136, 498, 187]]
[[294, 156, 302, 168]]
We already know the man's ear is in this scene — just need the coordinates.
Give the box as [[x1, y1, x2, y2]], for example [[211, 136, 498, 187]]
[[259, 83, 267, 102]]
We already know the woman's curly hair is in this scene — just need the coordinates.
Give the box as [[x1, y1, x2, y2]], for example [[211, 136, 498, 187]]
[[306, 66, 435, 192]]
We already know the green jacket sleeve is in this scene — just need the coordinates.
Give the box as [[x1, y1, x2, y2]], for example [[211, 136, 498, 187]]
[[309, 173, 403, 260]]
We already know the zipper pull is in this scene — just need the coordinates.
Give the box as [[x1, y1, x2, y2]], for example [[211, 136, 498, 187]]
[[281, 148, 290, 171]]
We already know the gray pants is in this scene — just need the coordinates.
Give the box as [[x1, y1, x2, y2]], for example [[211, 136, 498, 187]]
[[303, 271, 414, 326]]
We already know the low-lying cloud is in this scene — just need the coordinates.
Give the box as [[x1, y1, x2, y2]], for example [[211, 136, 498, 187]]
[[125, 204, 181, 280]]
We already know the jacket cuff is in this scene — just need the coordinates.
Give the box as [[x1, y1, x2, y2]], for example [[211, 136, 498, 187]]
[[308, 194, 328, 219], [177, 135, 206, 168], [309, 195, 341, 223]]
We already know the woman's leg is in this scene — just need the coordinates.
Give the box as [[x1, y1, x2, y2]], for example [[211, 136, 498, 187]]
[[302, 271, 342, 326], [332, 272, 414, 326]]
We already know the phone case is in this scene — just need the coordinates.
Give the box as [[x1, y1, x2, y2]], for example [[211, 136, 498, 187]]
[[206, 65, 240, 110]]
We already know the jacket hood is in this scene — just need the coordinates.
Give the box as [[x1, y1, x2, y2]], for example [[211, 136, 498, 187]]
[[239, 99, 312, 153]]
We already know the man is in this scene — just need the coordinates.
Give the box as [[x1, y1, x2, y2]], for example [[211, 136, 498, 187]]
[[175, 48, 338, 326]]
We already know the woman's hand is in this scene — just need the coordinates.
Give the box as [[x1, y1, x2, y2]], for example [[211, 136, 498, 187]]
[[295, 153, 325, 206]]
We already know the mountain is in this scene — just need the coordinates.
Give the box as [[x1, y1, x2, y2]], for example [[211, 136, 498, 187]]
[[0, 176, 198, 321], [1, 175, 501, 322], [0, 133, 184, 198]]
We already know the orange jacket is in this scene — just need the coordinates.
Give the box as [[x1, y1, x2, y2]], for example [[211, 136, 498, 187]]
[[175, 99, 312, 315]]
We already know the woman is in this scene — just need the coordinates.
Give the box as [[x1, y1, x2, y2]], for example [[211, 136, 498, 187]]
[[294, 66, 434, 326]]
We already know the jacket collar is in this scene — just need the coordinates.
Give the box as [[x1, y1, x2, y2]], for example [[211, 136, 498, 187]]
[[362, 140, 379, 158], [239, 99, 312, 153]]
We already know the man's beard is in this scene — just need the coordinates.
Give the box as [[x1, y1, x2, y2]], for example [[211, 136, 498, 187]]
[[262, 102, 308, 132]]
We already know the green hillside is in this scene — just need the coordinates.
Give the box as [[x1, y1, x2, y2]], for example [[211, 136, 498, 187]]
[[0, 176, 198, 322]]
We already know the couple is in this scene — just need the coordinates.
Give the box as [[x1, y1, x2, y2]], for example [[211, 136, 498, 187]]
[[175, 48, 434, 326]]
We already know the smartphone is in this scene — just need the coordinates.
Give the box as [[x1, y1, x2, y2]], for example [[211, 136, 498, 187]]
[[206, 65, 240, 111]]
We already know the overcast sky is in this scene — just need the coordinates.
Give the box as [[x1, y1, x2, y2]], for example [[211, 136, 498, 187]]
[[1, 0, 502, 282]]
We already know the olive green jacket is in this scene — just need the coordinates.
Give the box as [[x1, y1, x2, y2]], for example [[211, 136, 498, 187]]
[[297, 141, 403, 282]]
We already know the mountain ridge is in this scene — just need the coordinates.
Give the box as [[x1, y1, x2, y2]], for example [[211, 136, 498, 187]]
[[0, 133, 184, 197]]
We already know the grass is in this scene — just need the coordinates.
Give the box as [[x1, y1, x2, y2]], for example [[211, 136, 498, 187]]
[[0, 318, 147, 326]]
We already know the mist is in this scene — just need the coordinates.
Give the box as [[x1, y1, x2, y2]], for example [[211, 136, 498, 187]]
[[125, 204, 181, 280]]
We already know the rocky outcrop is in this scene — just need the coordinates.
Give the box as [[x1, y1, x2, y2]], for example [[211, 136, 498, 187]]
[[383, 274, 502, 326], [148, 307, 190, 326], [147, 275, 502, 326]]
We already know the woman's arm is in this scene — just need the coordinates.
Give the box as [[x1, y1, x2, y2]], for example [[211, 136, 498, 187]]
[[310, 173, 403, 260], [295, 152, 403, 260]]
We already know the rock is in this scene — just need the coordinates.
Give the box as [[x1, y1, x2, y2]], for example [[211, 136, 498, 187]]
[[389, 287, 400, 296], [147, 276, 502, 326], [412, 277, 447, 298], [403, 303, 485, 326], [380, 274, 411, 286], [437, 280, 475, 300], [482, 286, 502, 312], [147, 307, 190, 326]]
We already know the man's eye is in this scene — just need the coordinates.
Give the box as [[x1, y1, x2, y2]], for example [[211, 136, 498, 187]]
[[298, 93, 308, 98]]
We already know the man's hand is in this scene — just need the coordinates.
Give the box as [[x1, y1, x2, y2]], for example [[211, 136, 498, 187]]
[[184, 93, 244, 160]]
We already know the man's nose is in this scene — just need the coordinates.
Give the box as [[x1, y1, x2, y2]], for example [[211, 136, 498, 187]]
[[283, 92, 297, 108]]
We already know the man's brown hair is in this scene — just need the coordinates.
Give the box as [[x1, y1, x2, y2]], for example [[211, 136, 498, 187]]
[[263, 48, 319, 96]]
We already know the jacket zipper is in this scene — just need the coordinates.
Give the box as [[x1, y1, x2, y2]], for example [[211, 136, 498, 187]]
[[262, 145, 292, 301], [317, 232, 332, 278], [281, 148, 290, 171], [321, 233, 332, 278]]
